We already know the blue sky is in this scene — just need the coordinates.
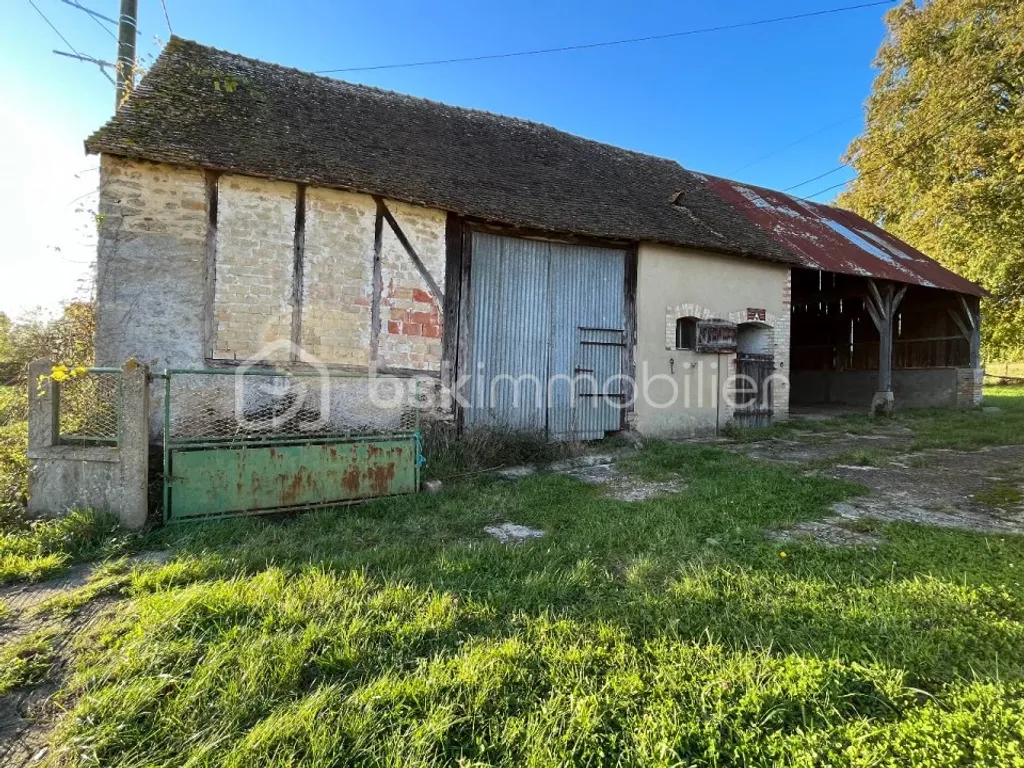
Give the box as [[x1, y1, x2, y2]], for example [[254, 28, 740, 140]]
[[1, 0, 895, 316]]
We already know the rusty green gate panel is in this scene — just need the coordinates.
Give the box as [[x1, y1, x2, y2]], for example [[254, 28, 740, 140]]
[[161, 368, 422, 523], [167, 438, 418, 521]]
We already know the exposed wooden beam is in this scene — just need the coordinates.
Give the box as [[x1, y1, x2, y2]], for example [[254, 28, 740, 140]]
[[893, 284, 908, 315], [947, 307, 970, 341], [951, 294, 981, 368], [376, 197, 445, 306], [958, 294, 977, 330], [290, 184, 306, 361], [866, 279, 886, 323], [369, 200, 385, 365], [202, 169, 221, 359]]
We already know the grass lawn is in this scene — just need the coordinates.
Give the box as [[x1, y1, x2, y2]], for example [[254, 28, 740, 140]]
[[741, 384, 1024, 452], [35, 427, 1024, 767]]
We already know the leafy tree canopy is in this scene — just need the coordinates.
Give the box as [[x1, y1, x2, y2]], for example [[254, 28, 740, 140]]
[[0, 303, 95, 375], [839, 0, 1024, 360]]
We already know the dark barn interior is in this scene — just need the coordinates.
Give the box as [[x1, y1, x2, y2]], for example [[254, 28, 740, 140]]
[[788, 268, 980, 412]]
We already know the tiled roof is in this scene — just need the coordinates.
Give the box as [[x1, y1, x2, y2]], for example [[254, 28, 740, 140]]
[[86, 37, 983, 296]]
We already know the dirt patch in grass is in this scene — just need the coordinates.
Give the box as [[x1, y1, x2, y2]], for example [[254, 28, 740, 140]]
[[0, 564, 94, 766], [740, 429, 1024, 545], [0, 551, 168, 767], [551, 455, 687, 502]]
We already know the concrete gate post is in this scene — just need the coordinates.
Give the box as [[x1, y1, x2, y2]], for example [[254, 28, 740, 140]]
[[27, 359, 150, 530], [117, 359, 150, 529]]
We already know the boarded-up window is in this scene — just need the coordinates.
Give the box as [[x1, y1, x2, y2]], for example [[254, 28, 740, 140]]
[[696, 319, 738, 354]]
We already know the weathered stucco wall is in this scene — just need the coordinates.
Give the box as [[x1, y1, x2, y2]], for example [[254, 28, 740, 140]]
[[213, 175, 297, 362], [95, 157, 448, 373], [95, 156, 208, 367], [634, 243, 791, 437], [301, 188, 375, 366]]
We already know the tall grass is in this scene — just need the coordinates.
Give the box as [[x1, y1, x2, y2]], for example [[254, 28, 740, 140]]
[[420, 423, 585, 481], [0, 509, 126, 585]]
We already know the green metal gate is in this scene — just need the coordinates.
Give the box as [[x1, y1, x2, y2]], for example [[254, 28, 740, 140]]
[[161, 369, 422, 522]]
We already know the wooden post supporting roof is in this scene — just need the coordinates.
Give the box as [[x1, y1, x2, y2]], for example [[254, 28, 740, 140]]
[[948, 294, 981, 369], [864, 279, 907, 415]]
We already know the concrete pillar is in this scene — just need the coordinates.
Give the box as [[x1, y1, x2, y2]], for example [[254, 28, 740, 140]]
[[28, 359, 57, 452], [117, 359, 150, 529], [26, 359, 150, 530]]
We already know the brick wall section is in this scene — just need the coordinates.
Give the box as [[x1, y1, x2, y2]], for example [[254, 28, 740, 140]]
[[956, 367, 984, 407], [379, 200, 446, 371], [301, 188, 375, 366], [213, 175, 296, 361], [774, 270, 793, 420], [94, 156, 207, 367]]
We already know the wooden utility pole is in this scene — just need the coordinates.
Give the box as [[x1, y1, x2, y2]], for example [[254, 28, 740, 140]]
[[115, 0, 138, 109]]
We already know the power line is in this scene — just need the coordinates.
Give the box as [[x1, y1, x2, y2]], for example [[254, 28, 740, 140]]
[[783, 160, 848, 192], [61, 0, 118, 41], [731, 114, 860, 175], [802, 88, 993, 200], [60, 0, 116, 26], [27, 0, 81, 57], [783, 83, 991, 197], [315, 0, 897, 74], [159, 0, 173, 35]]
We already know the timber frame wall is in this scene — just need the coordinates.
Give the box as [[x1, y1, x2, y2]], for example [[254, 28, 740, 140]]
[[789, 267, 981, 406]]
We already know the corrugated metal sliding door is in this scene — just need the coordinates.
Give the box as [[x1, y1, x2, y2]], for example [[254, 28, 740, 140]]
[[465, 233, 551, 431], [464, 232, 626, 440], [548, 244, 625, 440]]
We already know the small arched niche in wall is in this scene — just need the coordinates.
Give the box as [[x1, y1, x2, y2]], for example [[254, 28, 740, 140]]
[[736, 322, 773, 356]]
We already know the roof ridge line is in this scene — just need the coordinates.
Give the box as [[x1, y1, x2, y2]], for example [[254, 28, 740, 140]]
[[164, 35, 688, 171]]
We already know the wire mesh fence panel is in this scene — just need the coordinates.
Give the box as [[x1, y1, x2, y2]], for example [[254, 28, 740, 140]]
[[58, 370, 120, 444], [165, 370, 423, 444]]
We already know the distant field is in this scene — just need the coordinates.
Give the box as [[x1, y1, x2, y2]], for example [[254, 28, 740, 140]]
[[987, 362, 1024, 380]]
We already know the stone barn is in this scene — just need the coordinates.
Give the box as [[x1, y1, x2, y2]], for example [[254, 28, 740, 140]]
[[84, 37, 986, 441]]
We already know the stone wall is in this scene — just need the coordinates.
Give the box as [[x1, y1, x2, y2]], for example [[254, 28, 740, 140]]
[[94, 157, 448, 372], [301, 187, 375, 366], [213, 175, 297, 361], [379, 201, 446, 371], [956, 367, 985, 408], [790, 368, 961, 409], [94, 156, 208, 368], [635, 243, 791, 437]]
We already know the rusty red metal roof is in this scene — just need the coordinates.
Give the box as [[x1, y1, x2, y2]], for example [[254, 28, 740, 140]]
[[697, 174, 985, 297]]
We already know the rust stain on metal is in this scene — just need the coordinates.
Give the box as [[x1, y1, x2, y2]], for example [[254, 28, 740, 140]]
[[342, 465, 361, 493], [367, 462, 396, 496], [699, 175, 985, 296]]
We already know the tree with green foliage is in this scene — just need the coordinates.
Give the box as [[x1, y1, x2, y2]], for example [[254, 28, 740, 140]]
[[839, 0, 1024, 361]]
